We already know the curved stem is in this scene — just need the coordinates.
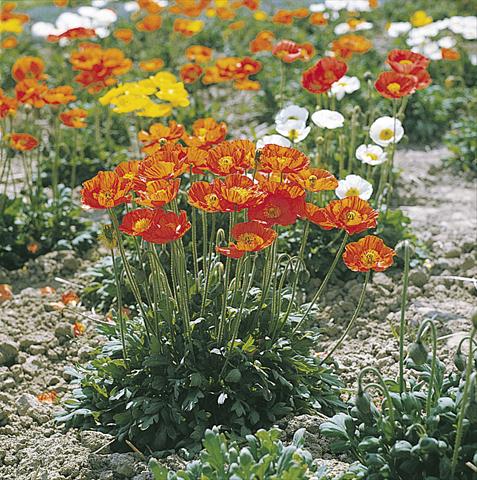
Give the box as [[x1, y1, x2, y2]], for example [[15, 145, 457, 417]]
[[451, 327, 476, 479], [293, 231, 348, 334], [399, 241, 411, 394], [320, 270, 370, 365]]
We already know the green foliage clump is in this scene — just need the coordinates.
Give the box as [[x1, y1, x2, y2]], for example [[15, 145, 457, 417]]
[[149, 427, 326, 480], [444, 116, 477, 178]]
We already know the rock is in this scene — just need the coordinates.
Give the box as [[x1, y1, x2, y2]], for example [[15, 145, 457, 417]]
[[61, 254, 81, 273], [0, 335, 19, 366], [19, 332, 55, 349], [445, 247, 461, 259], [55, 322, 73, 339], [22, 356, 42, 376], [283, 414, 329, 458], [372, 272, 394, 291], [80, 430, 115, 453], [109, 453, 137, 477], [16, 393, 50, 424], [409, 269, 429, 288]]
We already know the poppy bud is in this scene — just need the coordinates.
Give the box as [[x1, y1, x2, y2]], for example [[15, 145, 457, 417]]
[[364, 71, 373, 81], [355, 389, 372, 416], [454, 350, 466, 372], [408, 341, 428, 365]]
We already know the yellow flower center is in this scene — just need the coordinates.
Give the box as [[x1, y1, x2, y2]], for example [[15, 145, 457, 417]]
[[361, 249, 379, 266], [379, 128, 394, 141], [228, 187, 250, 204], [307, 174, 318, 189], [345, 209, 362, 225], [236, 232, 263, 251], [123, 172, 135, 180], [264, 205, 281, 219], [197, 127, 207, 138], [367, 153, 378, 161], [345, 187, 361, 197], [399, 59, 413, 65], [133, 218, 151, 234], [206, 193, 219, 207], [96, 191, 114, 207], [288, 129, 299, 141], [387, 82, 401, 93], [218, 155, 234, 171]]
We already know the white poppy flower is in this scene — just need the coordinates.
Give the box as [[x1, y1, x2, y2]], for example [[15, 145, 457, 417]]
[[369, 116, 404, 147], [347, 0, 371, 11], [331, 76, 360, 100], [124, 1, 140, 12], [336, 174, 373, 200], [334, 23, 351, 35], [356, 144, 387, 166], [387, 22, 411, 38], [31, 21, 59, 37], [309, 3, 326, 12], [275, 105, 309, 127], [276, 124, 311, 143], [256, 134, 292, 150], [311, 110, 345, 129], [325, 0, 346, 10], [438, 36, 456, 48], [335, 20, 372, 34]]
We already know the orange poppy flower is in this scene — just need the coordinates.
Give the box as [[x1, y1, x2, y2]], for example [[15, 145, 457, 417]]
[[441, 48, 460, 61], [73, 321, 85, 336], [207, 140, 255, 176], [343, 235, 396, 272], [61, 290, 80, 305], [12, 56, 46, 82], [302, 57, 347, 94], [249, 30, 275, 53], [81, 171, 130, 209], [43, 85, 76, 105], [332, 34, 372, 60], [2, 36, 18, 49], [70, 43, 132, 93], [248, 193, 301, 226], [0, 2, 29, 23], [184, 146, 209, 173], [139, 120, 185, 154], [139, 58, 164, 72], [214, 173, 265, 211], [186, 45, 213, 63], [216, 220, 277, 258], [375, 71, 417, 99], [114, 160, 144, 191], [135, 179, 180, 208], [234, 78, 261, 91], [182, 117, 227, 148], [15, 79, 48, 108], [272, 10, 294, 25], [138, 0, 163, 14], [290, 8, 309, 18], [37, 391, 58, 403], [387, 49, 429, 75], [10, 133, 38, 151], [47, 27, 96, 43], [173, 18, 204, 37], [256, 175, 305, 200], [180, 63, 203, 84], [188, 181, 224, 212], [114, 28, 134, 43], [136, 14, 162, 32], [306, 196, 378, 235], [141, 144, 188, 180], [258, 144, 309, 174], [413, 69, 432, 90], [59, 108, 87, 128], [54, 0, 68, 6], [0, 284, 13, 303], [290, 168, 338, 192], [141, 210, 191, 244], [235, 57, 262, 79], [169, 0, 208, 17], [0, 88, 18, 118], [272, 40, 314, 63], [119, 208, 157, 236], [310, 12, 327, 26]]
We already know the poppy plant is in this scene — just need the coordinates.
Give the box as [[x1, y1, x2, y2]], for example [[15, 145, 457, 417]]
[[375, 71, 417, 99], [139, 58, 165, 72], [302, 57, 347, 94], [10, 133, 39, 151], [81, 171, 130, 209], [11, 56, 46, 82], [305, 196, 379, 235], [138, 120, 185, 153], [182, 117, 227, 148], [186, 45, 213, 63], [216, 220, 277, 258], [258, 144, 309, 174], [272, 40, 314, 63], [180, 63, 203, 84], [0, 89, 17, 118], [343, 235, 396, 272]]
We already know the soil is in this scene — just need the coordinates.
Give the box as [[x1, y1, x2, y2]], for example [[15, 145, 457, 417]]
[[0, 147, 476, 479]]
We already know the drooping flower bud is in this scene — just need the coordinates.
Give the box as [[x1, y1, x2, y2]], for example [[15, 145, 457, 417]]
[[408, 341, 428, 365]]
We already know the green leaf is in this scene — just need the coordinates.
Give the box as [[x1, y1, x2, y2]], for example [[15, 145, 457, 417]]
[[225, 368, 242, 383]]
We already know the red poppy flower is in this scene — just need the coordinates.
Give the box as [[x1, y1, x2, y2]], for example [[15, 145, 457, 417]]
[[343, 235, 396, 272], [138, 120, 185, 154], [81, 171, 130, 209], [180, 63, 203, 84], [0, 88, 17, 118], [290, 168, 338, 192], [188, 181, 224, 212], [15, 79, 48, 108], [182, 117, 227, 149], [10, 133, 38, 151], [185, 146, 209, 173], [141, 210, 191, 244], [248, 193, 299, 226], [214, 173, 265, 212], [47, 27, 96, 42], [302, 57, 347, 94], [249, 30, 275, 53], [258, 144, 309, 174], [386, 49, 429, 75], [42, 85, 77, 105], [59, 108, 88, 128], [207, 140, 255, 176], [115, 160, 144, 191], [305, 196, 378, 235], [141, 144, 188, 180], [375, 71, 417, 99], [119, 208, 157, 236], [135, 179, 180, 208], [272, 40, 314, 63], [186, 45, 213, 63], [216, 220, 277, 258], [413, 69, 432, 90]]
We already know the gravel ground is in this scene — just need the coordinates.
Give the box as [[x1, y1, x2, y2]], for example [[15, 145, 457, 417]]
[[0, 147, 476, 479]]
